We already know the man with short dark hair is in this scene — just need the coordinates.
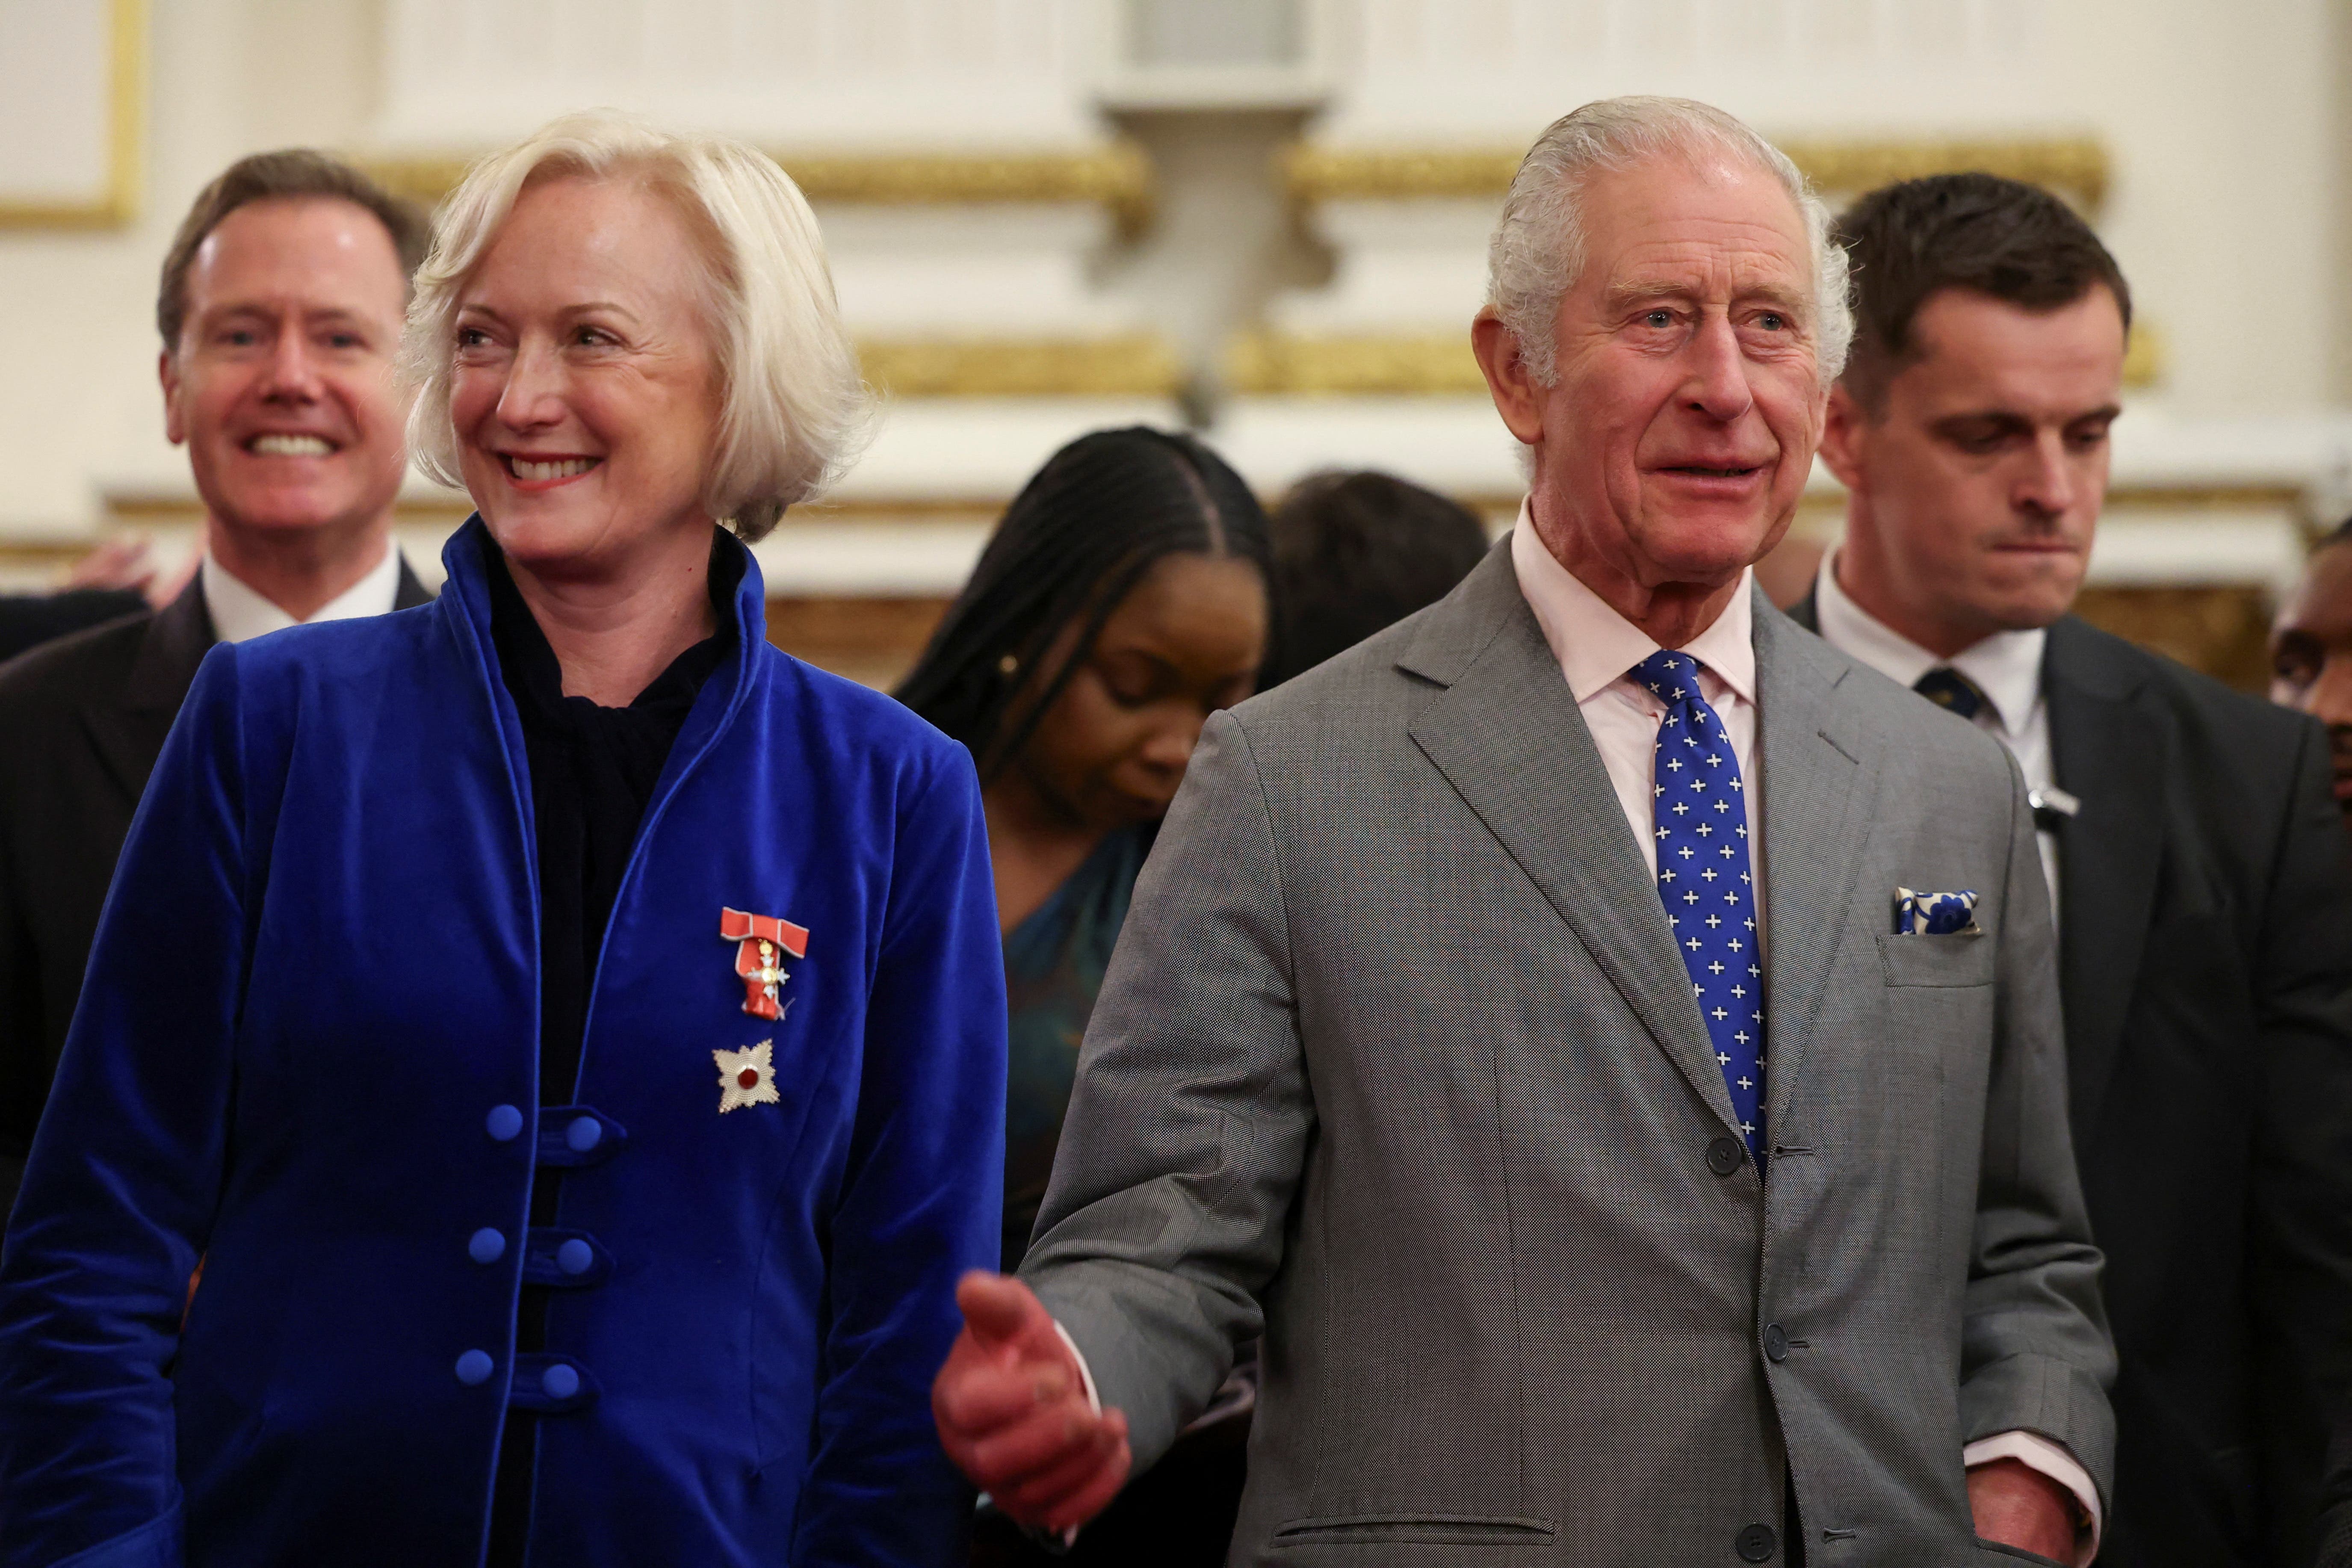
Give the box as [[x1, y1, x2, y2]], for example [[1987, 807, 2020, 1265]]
[[0, 151, 436, 1224], [1790, 172, 2352, 1568], [2269, 519, 2352, 826]]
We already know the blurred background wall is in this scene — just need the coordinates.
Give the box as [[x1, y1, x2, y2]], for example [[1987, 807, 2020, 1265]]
[[3, 0, 2349, 687]]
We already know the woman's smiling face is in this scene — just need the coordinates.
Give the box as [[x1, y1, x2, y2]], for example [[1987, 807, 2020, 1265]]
[[449, 174, 723, 580]]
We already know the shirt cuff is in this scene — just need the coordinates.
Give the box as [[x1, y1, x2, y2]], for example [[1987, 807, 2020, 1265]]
[[1965, 1430, 2101, 1564], [1035, 1320, 1105, 1550], [1051, 1319, 1102, 1417]]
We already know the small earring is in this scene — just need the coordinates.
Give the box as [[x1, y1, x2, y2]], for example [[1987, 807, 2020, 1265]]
[[996, 653, 1019, 677]]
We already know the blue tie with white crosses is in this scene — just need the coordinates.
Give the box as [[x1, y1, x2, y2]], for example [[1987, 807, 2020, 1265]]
[[1633, 650, 1766, 1158]]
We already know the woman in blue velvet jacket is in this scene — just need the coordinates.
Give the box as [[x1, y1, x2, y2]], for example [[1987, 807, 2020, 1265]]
[[0, 113, 1006, 1568]]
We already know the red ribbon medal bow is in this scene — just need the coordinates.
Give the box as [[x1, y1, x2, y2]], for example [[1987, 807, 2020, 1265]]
[[720, 907, 808, 1020]]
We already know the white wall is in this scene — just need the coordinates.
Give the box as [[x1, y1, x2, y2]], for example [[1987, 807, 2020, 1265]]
[[0, 0, 385, 536], [0, 0, 2346, 551], [1298, 0, 2345, 418]]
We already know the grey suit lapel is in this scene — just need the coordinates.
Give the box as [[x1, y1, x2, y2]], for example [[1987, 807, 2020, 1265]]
[[1399, 546, 1742, 1139], [1752, 595, 1876, 1137], [81, 578, 216, 803]]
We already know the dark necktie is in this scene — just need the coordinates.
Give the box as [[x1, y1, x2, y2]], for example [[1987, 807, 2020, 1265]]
[[1633, 651, 1766, 1156], [1913, 667, 1988, 721]]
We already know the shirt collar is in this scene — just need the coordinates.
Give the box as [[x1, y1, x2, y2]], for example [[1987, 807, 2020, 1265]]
[[201, 538, 402, 646], [1510, 496, 1756, 705], [1812, 546, 2045, 735]]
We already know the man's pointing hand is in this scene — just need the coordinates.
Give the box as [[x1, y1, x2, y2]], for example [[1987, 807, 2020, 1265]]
[[933, 1272, 1132, 1533]]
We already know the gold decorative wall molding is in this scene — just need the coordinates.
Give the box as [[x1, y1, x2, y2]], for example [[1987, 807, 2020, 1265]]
[[0, 0, 148, 230], [358, 142, 1155, 233], [1227, 329, 1482, 396], [1280, 146, 1523, 205], [1230, 315, 2160, 396], [1281, 134, 2109, 214], [2121, 321, 2163, 390], [857, 334, 1182, 398], [1777, 136, 2107, 211]]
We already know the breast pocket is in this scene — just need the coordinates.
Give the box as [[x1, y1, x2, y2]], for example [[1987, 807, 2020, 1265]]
[[1876, 932, 1996, 988]]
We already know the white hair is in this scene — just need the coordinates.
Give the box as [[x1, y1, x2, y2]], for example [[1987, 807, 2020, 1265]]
[[1486, 96, 1852, 389], [400, 110, 870, 541]]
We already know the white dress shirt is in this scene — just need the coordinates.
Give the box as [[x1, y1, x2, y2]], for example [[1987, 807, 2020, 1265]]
[[1810, 549, 2060, 923], [200, 539, 402, 646], [1511, 505, 2098, 1560]]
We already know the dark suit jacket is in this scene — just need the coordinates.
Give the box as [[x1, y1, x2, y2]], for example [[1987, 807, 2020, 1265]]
[[0, 563, 431, 1222], [1793, 597, 2352, 1568], [0, 588, 148, 664]]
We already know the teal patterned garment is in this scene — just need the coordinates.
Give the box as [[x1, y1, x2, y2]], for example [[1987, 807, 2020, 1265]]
[[999, 824, 1152, 1272]]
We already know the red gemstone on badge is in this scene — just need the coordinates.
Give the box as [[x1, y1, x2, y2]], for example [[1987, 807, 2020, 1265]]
[[738, 1068, 759, 1089]]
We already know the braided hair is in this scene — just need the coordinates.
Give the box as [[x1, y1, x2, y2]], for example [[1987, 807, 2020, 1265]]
[[897, 426, 1271, 783]]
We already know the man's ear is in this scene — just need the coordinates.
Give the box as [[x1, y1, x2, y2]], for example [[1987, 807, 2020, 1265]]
[[160, 349, 187, 447], [1817, 381, 1870, 493], [1471, 310, 1547, 449]]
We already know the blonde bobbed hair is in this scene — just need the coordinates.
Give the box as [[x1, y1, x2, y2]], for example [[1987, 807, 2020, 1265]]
[[400, 111, 870, 541]]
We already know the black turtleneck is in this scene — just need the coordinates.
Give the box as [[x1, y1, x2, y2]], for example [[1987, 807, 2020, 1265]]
[[477, 526, 740, 1562]]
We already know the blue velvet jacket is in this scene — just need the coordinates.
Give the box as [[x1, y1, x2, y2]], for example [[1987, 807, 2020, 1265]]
[[0, 522, 1006, 1568]]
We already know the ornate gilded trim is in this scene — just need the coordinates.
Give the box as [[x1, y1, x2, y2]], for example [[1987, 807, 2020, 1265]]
[[1281, 135, 2108, 213], [1776, 136, 2106, 211], [1226, 329, 1483, 396], [858, 334, 1182, 398], [2102, 482, 2307, 511], [2121, 321, 2163, 390], [1230, 319, 2158, 395], [358, 142, 1155, 232], [1279, 146, 1523, 206], [0, 0, 147, 229]]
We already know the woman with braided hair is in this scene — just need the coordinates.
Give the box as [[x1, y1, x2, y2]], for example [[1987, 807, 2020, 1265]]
[[899, 428, 1268, 1567], [900, 425, 1271, 1280]]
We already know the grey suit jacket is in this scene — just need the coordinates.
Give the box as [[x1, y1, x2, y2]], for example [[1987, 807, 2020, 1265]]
[[1023, 543, 2116, 1565]]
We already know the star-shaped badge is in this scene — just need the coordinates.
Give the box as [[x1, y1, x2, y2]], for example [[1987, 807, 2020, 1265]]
[[713, 1040, 781, 1114]]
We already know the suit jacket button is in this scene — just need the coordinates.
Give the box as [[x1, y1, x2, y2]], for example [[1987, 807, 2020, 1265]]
[[467, 1227, 506, 1264], [566, 1115, 603, 1152], [1737, 1522, 1777, 1562], [1762, 1323, 1789, 1362], [485, 1104, 524, 1143], [455, 1349, 495, 1386], [1707, 1136, 1743, 1176]]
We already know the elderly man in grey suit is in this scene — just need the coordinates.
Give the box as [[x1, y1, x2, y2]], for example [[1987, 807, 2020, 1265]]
[[934, 97, 2116, 1567]]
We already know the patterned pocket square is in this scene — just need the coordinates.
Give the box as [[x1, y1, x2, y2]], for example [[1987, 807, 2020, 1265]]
[[1896, 886, 1981, 936]]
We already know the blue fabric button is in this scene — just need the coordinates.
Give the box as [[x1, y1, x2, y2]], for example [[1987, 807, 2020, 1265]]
[[565, 1115, 602, 1152], [542, 1362, 580, 1400], [556, 1238, 594, 1276], [467, 1228, 505, 1264], [455, 1349, 495, 1386], [485, 1104, 523, 1143]]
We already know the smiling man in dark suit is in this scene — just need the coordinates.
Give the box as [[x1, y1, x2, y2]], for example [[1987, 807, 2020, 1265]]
[[1789, 172, 2352, 1568], [0, 152, 435, 1225]]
